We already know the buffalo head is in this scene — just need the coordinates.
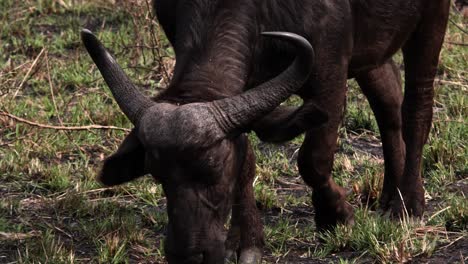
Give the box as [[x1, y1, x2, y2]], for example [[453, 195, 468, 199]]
[[82, 29, 315, 263]]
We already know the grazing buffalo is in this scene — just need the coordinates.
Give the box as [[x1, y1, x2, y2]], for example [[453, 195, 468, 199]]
[[82, 29, 316, 263], [83, 0, 450, 262]]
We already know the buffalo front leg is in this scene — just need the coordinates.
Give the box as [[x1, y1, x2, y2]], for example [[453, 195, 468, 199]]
[[225, 139, 264, 264], [298, 85, 354, 231], [356, 60, 405, 211], [395, 1, 450, 217]]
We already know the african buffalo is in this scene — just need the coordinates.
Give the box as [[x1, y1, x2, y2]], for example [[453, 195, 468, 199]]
[[83, 0, 450, 262], [82, 28, 316, 263]]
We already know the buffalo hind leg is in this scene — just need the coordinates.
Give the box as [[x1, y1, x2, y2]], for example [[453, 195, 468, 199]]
[[225, 139, 264, 264], [394, 1, 450, 217], [298, 82, 354, 231], [355, 60, 405, 211]]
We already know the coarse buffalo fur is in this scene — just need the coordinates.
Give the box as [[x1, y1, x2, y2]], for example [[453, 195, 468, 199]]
[[84, 0, 451, 263], [83, 19, 317, 264]]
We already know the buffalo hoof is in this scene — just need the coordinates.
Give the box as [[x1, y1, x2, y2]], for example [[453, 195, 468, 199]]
[[238, 248, 262, 264], [315, 200, 355, 231], [224, 226, 240, 263], [224, 249, 237, 263], [225, 248, 262, 264], [312, 185, 355, 231], [379, 188, 394, 212], [388, 189, 425, 219]]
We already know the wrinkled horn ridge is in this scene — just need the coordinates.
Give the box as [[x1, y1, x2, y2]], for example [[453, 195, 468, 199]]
[[81, 29, 154, 125], [210, 32, 314, 134]]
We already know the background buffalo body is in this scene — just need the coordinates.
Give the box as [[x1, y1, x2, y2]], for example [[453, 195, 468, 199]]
[[86, 0, 451, 263], [151, 0, 450, 261]]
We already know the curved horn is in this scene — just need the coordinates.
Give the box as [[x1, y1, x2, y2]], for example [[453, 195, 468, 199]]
[[208, 32, 315, 135], [81, 29, 154, 126]]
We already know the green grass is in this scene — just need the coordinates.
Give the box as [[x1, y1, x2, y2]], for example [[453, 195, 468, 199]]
[[0, 0, 466, 263]]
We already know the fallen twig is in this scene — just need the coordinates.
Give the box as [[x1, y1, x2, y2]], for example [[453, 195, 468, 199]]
[[436, 79, 468, 89], [145, 0, 171, 86], [0, 231, 41, 241], [13, 47, 46, 98], [45, 51, 64, 125], [441, 235, 466, 250], [449, 18, 468, 35], [447, 41, 468, 46], [433, 119, 467, 124], [0, 111, 130, 132]]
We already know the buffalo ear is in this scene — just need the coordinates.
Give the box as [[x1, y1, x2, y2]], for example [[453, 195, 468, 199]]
[[252, 102, 328, 143], [98, 129, 147, 186]]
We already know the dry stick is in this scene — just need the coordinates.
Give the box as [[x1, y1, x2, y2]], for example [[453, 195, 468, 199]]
[[447, 41, 468, 46], [433, 119, 467, 124], [449, 18, 468, 35], [45, 52, 90, 157], [441, 235, 466, 250], [45, 51, 64, 125], [78, 100, 100, 131], [1, 61, 30, 97], [436, 79, 468, 88], [13, 47, 46, 98], [145, 0, 170, 86], [0, 111, 130, 132]]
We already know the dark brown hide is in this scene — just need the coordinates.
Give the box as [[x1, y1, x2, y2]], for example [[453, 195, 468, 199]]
[[83, 24, 315, 264], [153, 0, 450, 254], [86, 0, 451, 262]]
